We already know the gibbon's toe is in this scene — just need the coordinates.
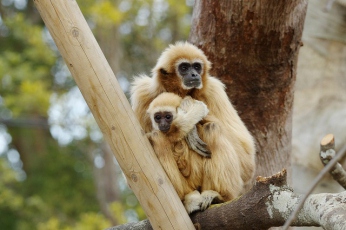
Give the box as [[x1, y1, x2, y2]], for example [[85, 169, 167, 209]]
[[183, 190, 203, 214], [200, 190, 223, 211]]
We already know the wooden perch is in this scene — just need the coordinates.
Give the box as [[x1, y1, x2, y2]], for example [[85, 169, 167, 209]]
[[33, 1, 194, 229], [320, 134, 346, 189], [108, 169, 346, 230]]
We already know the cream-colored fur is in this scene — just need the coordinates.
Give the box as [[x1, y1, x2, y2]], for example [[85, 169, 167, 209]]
[[131, 42, 256, 208], [146, 93, 223, 213]]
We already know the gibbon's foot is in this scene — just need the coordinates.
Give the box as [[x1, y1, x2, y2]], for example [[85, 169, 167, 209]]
[[186, 126, 211, 158], [200, 190, 223, 211], [183, 190, 203, 214]]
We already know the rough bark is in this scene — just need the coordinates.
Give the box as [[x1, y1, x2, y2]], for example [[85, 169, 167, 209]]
[[108, 170, 346, 230], [188, 0, 308, 178]]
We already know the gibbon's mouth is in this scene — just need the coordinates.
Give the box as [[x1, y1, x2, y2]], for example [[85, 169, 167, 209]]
[[184, 79, 201, 88], [160, 127, 170, 133]]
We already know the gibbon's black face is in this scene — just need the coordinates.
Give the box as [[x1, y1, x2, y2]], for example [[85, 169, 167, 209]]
[[154, 111, 173, 133], [178, 62, 202, 89]]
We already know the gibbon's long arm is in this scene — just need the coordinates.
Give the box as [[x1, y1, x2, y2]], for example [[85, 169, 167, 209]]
[[177, 96, 211, 157], [165, 97, 209, 143]]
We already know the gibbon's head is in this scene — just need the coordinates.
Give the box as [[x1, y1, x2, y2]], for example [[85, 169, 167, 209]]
[[152, 42, 212, 94], [147, 92, 182, 133]]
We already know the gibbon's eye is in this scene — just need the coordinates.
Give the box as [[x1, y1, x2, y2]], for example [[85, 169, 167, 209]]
[[193, 63, 202, 72], [165, 114, 172, 121], [179, 63, 190, 73], [154, 115, 161, 122]]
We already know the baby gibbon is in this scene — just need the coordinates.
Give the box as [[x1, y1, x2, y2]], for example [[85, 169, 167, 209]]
[[147, 92, 225, 213]]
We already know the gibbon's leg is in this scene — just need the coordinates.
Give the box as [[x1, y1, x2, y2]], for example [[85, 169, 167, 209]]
[[197, 120, 244, 201], [147, 132, 194, 200], [183, 190, 203, 214], [200, 190, 223, 211]]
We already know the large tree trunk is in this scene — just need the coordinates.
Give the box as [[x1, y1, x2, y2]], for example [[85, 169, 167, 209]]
[[189, 0, 308, 178]]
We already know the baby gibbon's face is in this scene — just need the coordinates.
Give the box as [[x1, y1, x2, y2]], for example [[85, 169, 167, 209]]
[[153, 111, 173, 133]]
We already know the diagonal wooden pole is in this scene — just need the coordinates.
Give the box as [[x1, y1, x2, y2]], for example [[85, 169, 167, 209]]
[[33, 1, 195, 229]]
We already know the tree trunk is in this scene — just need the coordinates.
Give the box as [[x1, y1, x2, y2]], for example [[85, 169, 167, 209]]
[[6, 117, 51, 173], [189, 0, 308, 178]]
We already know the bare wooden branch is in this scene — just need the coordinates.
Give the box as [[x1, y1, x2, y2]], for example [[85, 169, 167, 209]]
[[283, 134, 346, 229], [320, 134, 346, 189], [108, 169, 346, 230], [32, 1, 194, 229]]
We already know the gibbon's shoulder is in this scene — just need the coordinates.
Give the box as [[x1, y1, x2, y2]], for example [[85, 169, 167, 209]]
[[130, 74, 164, 108], [130, 75, 153, 104], [130, 74, 152, 93]]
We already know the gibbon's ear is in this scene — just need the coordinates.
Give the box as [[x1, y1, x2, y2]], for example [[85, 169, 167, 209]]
[[160, 68, 169, 75]]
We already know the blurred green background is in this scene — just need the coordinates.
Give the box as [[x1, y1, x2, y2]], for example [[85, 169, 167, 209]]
[[0, 0, 193, 229]]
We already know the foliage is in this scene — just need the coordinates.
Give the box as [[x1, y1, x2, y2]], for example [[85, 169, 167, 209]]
[[0, 159, 24, 229], [37, 213, 111, 230], [117, 0, 193, 77], [0, 0, 192, 229], [0, 13, 55, 117]]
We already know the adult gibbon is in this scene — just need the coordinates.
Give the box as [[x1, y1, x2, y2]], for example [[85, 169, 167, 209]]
[[146, 92, 223, 213], [131, 42, 256, 203]]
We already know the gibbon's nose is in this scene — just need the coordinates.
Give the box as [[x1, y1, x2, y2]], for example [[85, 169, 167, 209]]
[[191, 72, 198, 78]]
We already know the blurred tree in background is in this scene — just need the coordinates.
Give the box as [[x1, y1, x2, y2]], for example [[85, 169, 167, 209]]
[[0, 0, 192, 229]]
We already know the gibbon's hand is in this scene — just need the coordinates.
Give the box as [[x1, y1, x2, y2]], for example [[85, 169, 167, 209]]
[[186, 126, 211, 157], [179, 96, 194, 113], [180, 97, 210, 157], [179, 96, 209, 118]]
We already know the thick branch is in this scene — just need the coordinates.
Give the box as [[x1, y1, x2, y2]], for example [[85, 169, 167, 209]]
[[320, 134, 346, 189], [108, 170, 346, 229]]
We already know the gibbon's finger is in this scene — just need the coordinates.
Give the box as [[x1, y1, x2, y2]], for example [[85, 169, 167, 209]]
[[194, 141, 211, 157], [186, 127, 211, 157], [187, 127, 211, 157]]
